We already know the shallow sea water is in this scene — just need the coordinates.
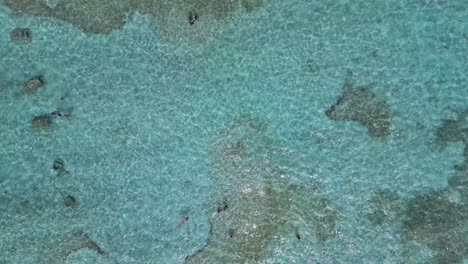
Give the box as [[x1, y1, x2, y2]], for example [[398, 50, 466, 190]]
[[0, 0, 467, 263]]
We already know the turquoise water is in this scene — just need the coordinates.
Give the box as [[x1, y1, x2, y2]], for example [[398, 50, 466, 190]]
[[0, 0, 467, 263]]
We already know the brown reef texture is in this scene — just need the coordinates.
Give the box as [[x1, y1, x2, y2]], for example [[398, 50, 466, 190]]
[[5, 0, 267, 42], [326, 71, 392, 138], [402, 190, 467, 264]]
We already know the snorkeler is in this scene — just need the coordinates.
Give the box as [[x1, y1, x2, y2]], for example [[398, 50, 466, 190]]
[[216, 198, 229, 214], [177, 216, 189, 228], [10, 28, 32, 42], [50, 110, 72, 119], [188, 11, 198, 25]]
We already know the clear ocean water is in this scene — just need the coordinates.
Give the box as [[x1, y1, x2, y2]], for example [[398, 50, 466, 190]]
[[0, 0, 467, 263]]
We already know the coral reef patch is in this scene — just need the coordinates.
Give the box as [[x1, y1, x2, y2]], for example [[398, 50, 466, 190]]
[[326, 71, 392, 138]]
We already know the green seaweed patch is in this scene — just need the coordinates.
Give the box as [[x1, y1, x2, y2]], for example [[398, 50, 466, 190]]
[[190, 116, 338, 263], [366, 189, 403, 225], [402, 190, 467, 264], [326, 71, 392, 138]]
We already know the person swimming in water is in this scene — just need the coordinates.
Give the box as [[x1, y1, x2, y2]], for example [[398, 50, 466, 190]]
[[177, 216, 189, 228], [188, 11, 198, 26], [216, 198, 229, 213], [10, 28, 32, 42]]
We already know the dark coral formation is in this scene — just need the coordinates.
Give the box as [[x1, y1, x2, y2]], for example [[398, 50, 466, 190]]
[[326, 71, 392, 138], [436, 110, 468, 190], [186, 184, 291, 263], [436, 110, 468, 145], [402, 190, 467, 264], [390, 109, 468, 263], [187, 181, 337, 263], [4, 0, 130, 34], [4, 0, 267, 36], [186, 115, 337, 263], [366, 187, 467, 263], [366, 189, 403, 225]]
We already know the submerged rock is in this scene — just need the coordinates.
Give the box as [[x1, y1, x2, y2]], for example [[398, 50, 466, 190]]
[[32, 115, 52, 128], [24, 75, 46, 93], [64, 195, 78, 208]]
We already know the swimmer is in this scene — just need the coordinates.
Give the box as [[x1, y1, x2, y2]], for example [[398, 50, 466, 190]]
[[52, 158, 69, 177], [228, 228, 235, 238], [10, 28, 32, 42], [50, 110, 72, 119], [188, 11, 198, 25], [177, 216, 189, 228], [50, 111, 62, 117], [215, 198, 229, 215]]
